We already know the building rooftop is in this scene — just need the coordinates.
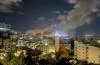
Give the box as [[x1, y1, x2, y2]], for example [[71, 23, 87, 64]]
[[18, 46, 31, 50], [26, 49, 42, 56], [56, 44, 71, 58]]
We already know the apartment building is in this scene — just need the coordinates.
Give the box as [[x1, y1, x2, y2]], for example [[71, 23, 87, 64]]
[[74, 41, 88, 61], [3, 39, 16, 53], [74, 41, 100, 64], [16, 40, 25, 47], [9, 35, 18, 40], [25, 41, 35, 49], [36, 44, 55, 55], [87, 46, 100, 64]]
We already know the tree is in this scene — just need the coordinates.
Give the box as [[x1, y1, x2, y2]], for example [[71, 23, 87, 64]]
[[77, 60, 85, 65], [43, 53, 55, 62], [58, 53, 69, 60], [0, 52, 16, 65], [0, 51, 27, 65]]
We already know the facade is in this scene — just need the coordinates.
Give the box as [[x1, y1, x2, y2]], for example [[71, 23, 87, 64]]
[[87, 46, 100, 64], [9, 35, 18, 40], [16, 40, 25, 47], [3, 39, 16, 53], [0, 22, 11, 31], [26, 50, 43, 61], [55, 31, 59, 52], [74, 41, 100, 64], [0, 45, 5, 59], [17, 47, 31, 57], [74, 41, 88, 61], [36, 45, 55, 55], [25, 41, 35, 49]]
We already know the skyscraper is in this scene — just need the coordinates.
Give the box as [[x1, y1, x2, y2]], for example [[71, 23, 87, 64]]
[[55, 30, 59, 52]]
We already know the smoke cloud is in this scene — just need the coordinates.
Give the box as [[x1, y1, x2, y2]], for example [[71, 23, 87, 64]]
[[0, 0, 22, 13], [26, 0, 99, 36]]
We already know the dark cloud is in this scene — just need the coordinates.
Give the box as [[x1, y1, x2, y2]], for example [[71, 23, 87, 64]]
[[17, 12, 25, 14], [0, 0, 22, 13]]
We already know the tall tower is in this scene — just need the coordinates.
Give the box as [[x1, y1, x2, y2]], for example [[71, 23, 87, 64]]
[[55, 30, 59, 52]]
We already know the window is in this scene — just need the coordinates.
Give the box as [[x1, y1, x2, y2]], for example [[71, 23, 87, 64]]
[[8, 46, 10, 48], [83, 46, 84, 48], [87, 57, 89, 59], [87, 47, 88, 49], [8, 45, 10, 46], [0, 54, 1, 56], [79, 46, 81, 47], [83, 52, 84, 54], [99, 55, 100, 58], [83, 49, 84, 51]]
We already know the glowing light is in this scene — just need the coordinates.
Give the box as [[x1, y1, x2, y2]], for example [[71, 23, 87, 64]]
[[97, 40, 100, 43], [55, 30, 59, 35], [45, 43, 47, 45], [15, 32, 17, 34], [85, 35, 90, 36]]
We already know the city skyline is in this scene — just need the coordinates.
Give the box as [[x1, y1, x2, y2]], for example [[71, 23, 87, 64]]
[[0, 0, 100, 35]]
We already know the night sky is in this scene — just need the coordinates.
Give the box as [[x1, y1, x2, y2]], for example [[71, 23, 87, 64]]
[[0, 0, 100, 35]]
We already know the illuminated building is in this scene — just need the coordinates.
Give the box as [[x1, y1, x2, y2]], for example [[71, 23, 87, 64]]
[[36, 45, 55, 55], [17, 46, 31, 57], [87, 46, 100, 64], [0, 22, 11, 31], [16, 40, 25, 47], [74, 41, 100, 64], [55, 30, 59, 52], [9, 35, 18, 40], [3, 39, 16, 53], [0, 45, 5, 59], [25, 41, 35, 49], [74, 41, 90, 61], [26, 50, 43, 61]]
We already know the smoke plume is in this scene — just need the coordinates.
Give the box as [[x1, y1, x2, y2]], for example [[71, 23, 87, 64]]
[[26, 0, 99, 36]]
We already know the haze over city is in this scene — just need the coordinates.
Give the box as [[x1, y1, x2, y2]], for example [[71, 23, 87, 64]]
[[0, 0, 100, 36]]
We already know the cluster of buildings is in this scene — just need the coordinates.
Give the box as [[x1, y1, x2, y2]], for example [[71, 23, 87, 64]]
[[74, 36, 100, 64], [1, 22, 99, 64], [0, 23, 71, 62]]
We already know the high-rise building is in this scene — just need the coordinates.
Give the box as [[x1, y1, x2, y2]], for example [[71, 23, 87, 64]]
[[55, 30, 59, 52]]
